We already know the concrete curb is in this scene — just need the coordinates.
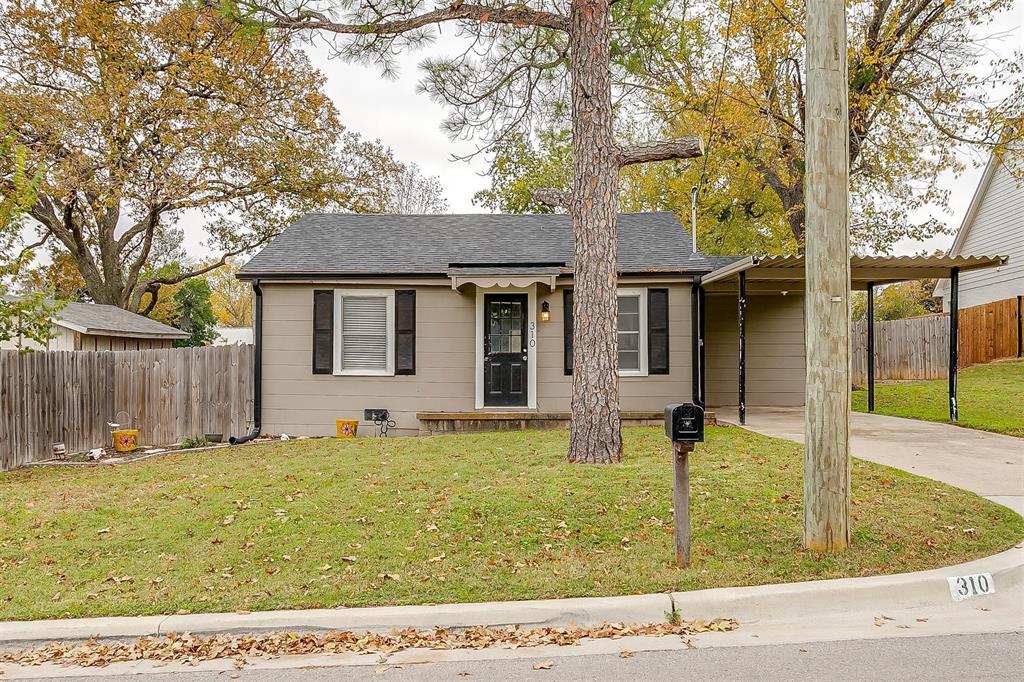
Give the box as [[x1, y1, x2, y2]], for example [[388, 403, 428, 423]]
[[1, 544, 1020, 646], [670, 543, 1023, 622]]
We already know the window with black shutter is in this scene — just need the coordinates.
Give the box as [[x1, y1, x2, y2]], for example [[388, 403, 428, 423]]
[[563, 289, 573, 375], [395, 290, 416, 375], [648, 288, 670, 374], [312, 290, 334, 374]]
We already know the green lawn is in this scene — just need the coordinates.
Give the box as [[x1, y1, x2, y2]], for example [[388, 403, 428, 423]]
[[852, 359, 1024, 437], [1, 426, 1020, 622]]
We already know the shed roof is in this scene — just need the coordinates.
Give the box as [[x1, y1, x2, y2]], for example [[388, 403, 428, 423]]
[[238, 212, 714, 279], [55, 302, 188, 339]]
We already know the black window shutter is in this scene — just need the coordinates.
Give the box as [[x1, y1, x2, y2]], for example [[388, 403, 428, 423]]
[[648, 288, 670, 374], [395, 289, 416, 375], [563, 289, 574, 375], [312, 290, 334, 374]]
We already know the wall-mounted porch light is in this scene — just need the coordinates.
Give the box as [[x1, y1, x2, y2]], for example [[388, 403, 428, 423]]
[[540, 300, 551, 322]]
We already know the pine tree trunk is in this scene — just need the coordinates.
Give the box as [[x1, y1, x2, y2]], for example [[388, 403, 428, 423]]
[[566, 0, 622, 464]]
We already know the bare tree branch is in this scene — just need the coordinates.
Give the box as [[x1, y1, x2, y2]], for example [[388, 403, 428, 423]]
[[532, 187, 571, 209], [241, 2, 570, 33], [617, 138, 704, 167]]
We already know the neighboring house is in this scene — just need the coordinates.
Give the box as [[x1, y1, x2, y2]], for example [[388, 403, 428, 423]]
[[237, 212, 1004, 439], [214, 326, 254, 345], [0, 300, 188, 351], [935, 150, 1024, 311]]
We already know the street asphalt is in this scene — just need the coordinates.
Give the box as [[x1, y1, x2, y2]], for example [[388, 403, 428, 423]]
[[20, 633, 1024, 681]]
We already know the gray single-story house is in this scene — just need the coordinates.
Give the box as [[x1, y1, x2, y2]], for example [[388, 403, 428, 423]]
[[0, 299, 188, 351], [235, 212, 1005, 439]]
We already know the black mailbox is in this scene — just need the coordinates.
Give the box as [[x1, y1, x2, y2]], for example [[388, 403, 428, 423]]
[[665, 403, 704, 443]]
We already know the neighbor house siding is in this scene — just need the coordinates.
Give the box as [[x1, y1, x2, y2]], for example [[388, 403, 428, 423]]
[[0, 326, 174, 351], [76, 334, 175, 351], [704, 292, 806, 407], [939, 155, 1024, 311], [535, 281, 694, 411], [260, 282, 476, 437]]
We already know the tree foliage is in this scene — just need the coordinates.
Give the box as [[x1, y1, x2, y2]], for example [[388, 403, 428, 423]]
[[479, 0, 1022, 255], [172, 277, 219, 347], [207, 258, 254, 327], [1, 120, 57, 348], [0, 0, 400, 312], [852, 279, 940, 322], [642, 0, 1023, 252]]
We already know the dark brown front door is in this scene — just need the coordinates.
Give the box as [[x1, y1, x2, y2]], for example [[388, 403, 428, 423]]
[[484, 293, 528, 407]]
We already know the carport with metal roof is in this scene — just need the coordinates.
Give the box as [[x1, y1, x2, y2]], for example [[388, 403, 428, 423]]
[[698, 254, 1008, 425]]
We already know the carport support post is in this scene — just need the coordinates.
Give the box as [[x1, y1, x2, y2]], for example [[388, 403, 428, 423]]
[[867, 282, 875, 412], [738, 271, 746, 425], [949, 267, 959, 423], [672, 442, 693, 568]]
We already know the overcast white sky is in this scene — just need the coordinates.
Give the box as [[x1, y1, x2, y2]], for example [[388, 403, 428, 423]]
[[174, 2, 1022, 259]]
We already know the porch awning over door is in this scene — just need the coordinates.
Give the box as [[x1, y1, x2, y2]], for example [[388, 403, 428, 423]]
[[448, 266, 564, 291]]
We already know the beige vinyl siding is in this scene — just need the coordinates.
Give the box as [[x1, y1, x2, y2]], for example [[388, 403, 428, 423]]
[[535, 282, 693, 411], [260, 280, 696, 438], [704, 292, 806, 407], [260, 282, 475, 437]]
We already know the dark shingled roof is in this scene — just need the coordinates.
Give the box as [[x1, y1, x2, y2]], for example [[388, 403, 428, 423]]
[[239, 212, 718, 278]]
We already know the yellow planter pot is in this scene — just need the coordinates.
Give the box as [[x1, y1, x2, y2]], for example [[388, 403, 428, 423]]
[[112, 429, 139, 452], [335, 419, 359, 438]]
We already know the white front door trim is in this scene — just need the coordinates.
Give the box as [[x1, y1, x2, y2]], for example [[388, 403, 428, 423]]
[[474, 284, 537, 410]]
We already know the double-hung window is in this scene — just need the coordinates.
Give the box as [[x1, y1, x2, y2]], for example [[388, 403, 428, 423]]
[[617, 288, 648, 376], [334, 289, 395, 376]]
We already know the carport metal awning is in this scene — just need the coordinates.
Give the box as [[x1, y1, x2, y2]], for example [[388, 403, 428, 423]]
[[702, 254, 1007, 290], [694, 252, 1009, 428]]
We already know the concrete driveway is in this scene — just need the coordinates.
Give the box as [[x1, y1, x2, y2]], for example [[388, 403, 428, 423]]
[[715, 407, 1024, 516]]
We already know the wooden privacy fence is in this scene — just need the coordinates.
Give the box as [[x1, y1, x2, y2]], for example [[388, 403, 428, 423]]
[[852, 296, 1022, 384], [0, 344, 253, 471]]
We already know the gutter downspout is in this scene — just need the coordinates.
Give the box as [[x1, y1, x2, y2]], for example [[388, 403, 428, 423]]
[[231, 279, 262, 445]]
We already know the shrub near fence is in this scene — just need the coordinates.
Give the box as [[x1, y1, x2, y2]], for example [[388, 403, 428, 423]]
[[851, 296, 1022, 385], [0, 344, 253, 471]]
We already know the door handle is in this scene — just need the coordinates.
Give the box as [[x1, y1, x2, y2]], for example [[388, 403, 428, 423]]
[[522, 354, 527, 361]]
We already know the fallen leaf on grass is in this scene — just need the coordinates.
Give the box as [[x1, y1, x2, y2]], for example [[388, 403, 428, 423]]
[[96, 528, 110, 535], [222, 515, 235, 526], [532, 660, 554, 670]]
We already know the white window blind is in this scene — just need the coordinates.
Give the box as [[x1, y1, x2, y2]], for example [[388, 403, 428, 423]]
[[340, 296, 388, 372], [616, 289, 648, 376]]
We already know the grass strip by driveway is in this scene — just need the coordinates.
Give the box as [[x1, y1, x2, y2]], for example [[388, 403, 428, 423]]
[[1, 426, 1021, 621], [852, 359, 1024, 437]]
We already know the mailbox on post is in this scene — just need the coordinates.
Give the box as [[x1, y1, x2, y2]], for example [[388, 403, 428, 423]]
[[664, 402, 704, 570], [665, 403, 704, 443]]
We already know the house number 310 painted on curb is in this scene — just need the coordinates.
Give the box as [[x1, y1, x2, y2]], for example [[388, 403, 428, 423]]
[[947, 572, 995, 602]]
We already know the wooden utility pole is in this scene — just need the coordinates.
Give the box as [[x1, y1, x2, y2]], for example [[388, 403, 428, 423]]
[[803, 0, 851, 552]]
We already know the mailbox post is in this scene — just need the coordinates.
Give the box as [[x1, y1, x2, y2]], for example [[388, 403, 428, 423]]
[[665, 403, 704, 568]]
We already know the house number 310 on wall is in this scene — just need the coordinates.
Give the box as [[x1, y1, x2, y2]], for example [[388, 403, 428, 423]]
[[529, 321, 536, 348]]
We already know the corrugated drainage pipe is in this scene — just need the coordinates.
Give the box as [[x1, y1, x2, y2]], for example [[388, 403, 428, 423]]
[[230, 279, 262, 445]]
